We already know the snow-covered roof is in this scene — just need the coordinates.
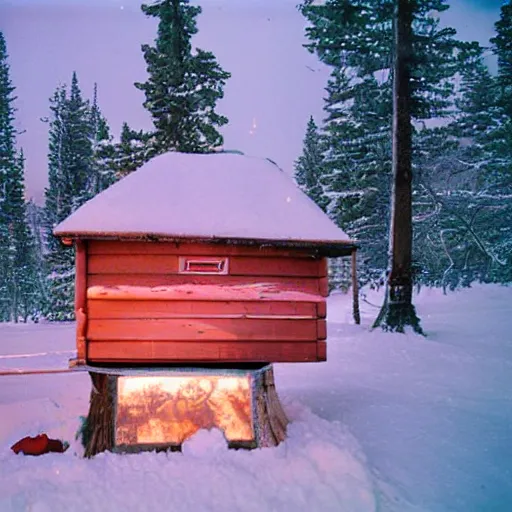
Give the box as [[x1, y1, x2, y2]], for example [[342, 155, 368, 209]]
[[54, 152, 354, 253]]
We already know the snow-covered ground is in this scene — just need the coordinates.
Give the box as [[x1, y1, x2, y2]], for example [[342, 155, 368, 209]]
[[0, 284, 511, 511]]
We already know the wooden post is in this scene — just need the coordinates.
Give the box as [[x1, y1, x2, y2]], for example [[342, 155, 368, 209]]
[[351, 249, 360, 325], [75, 240, 87, 364]]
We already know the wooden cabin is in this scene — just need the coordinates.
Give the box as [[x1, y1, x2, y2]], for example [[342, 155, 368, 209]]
[[54, 152, 356, 366]]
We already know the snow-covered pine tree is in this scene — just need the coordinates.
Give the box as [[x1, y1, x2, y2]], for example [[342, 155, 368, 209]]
[[135, 0, 230, 156], [44, 86, 75, 321], [88, 84, 116, 195], [412, 125, 464, 290], [413, 42, 507, 290], [44, 73, 94, 320], [301, 0, 471, 331], [324, 71, 393, 288], [486, 0, 512, 282], [0, 32, 16, 321], [26, 200, 44, 249], [300, 0, 468, 290], [0, 33, 40, 322], [492, 1, 512, 119], [113, 122, 153, 178], [294, 116, 328, 211], [8, 151, 41, 321], [66, 72, 95, 208], [294, 114, 351, 291], [26, 198, 46, 284]]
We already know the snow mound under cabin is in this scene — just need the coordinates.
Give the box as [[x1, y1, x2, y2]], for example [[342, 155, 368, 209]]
[[53, 152, 350, 245]]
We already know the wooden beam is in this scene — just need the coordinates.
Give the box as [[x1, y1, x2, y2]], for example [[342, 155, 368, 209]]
[[87, 340, 321, 363], [75, 240, 88, 363], [88, 274, 322, 296], [87, 299, 318, 320], [87, 317, 319, 342], [87, 254, 323, 277], [316, 341, 327, 362], [0, 368, 80, 376]]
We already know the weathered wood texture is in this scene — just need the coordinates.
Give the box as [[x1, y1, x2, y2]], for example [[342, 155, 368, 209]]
[[87, 341, 320, 363], [75, 240, 87, 363], [81, 241, 329, 364], [88, 318, 319, 341], [82, 372, 115, 458], [88, 300, 321, 319], [88, 254, 323, 277], [254, 367, 289, 447]]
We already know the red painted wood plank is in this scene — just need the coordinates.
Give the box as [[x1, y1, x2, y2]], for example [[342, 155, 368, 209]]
[[319, 276, 329, 297], [87, 254, 322, 277], [88, 254, 179, 274], [317, 341, 327, 361], [319, 257, 329, 278], [228, 257, 322, 277], [87, 318, 318, 342], [316, 301, 327, 319], [87, 283, 323, 303], [87, 274, 321, 295], [87, 300, 318, 320], [317, 319, 327, 341], [87, 341, 321, 363], [88, 240, 316, 258]]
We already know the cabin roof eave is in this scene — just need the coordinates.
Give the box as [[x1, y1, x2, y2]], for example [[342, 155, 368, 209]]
[[54, 232, 358, 257]]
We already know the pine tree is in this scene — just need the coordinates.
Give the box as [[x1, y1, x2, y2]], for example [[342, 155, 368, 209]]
[[0, 33, 40, 322], [44, 73, 94, 320], [294, 116, 328, 211], [114, 122, 154, 178], [26, 198, 46, 293], [324, 72, 393, 288], [135, 0, 230, 156], [67, 72, 94, 208], [300, 0, 463, 291], [301, 1, 474, 302], [485, 0, 512, 282], [0, 32, 16, 321], [491, 1, 512, 119], [8, 151, 41, 321], [88, 84, 116, 195], [412, 42, 507, 290]]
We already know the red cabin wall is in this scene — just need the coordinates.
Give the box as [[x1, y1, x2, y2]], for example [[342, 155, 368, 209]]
[[82, 240, 328, 364]]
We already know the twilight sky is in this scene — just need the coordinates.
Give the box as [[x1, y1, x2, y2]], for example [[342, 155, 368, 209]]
[[0, 0, 504, 204]]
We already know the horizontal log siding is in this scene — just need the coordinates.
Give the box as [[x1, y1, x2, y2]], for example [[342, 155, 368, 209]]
[[88, 254, 323, 277], [87, 341, 320, 363], [88, 300, 319, 320], [85, 241, 329, 363], [87, 318, 318, 342]]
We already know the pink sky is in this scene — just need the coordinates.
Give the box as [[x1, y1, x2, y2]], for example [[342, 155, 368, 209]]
[[0, 0, 501, 204]]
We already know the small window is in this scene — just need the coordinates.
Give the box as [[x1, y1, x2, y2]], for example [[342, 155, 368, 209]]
[[179, 257, 229, 275]]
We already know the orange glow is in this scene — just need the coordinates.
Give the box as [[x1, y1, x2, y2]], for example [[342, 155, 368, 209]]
[[116, 375, 254, 446]]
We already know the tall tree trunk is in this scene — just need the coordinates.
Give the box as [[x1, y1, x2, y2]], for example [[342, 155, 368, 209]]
[[373, 0, 423, 334]]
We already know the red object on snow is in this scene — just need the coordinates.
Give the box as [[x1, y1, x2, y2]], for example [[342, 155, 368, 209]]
[[10, 434, 68, 456]]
